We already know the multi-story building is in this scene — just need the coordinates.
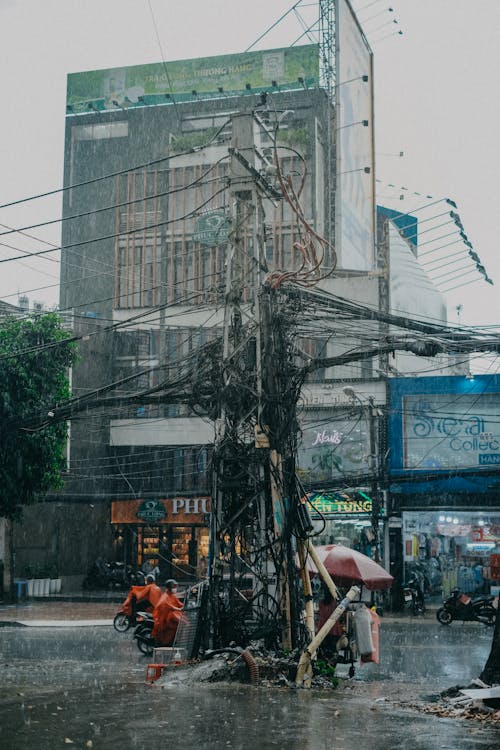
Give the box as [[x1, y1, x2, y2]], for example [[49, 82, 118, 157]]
[[11, 20, 470, 593]]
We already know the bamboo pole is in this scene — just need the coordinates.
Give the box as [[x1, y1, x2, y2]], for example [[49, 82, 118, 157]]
[[305, 539, 340, 600], [295, 585, 360, 688]]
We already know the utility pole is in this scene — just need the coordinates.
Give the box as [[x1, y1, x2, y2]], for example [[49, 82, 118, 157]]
[[208, 112, 304, 650], [209, 112, 273, 646]]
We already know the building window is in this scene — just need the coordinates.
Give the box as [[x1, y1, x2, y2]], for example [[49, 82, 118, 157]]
[[72, 122, 128, 141], [114, 163, 229, 309]]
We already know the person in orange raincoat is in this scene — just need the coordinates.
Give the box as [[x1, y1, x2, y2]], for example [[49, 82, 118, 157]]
[[152, 579, 184, 646], [121, 574, 162, 617]]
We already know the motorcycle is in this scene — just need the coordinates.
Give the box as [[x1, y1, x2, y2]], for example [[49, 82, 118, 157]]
[[113, 584, 157, 632], [402, 576, 425, 615], [83, 559, 134, 591], [133, 611, 155, 655], [436, 589, 495, 626]]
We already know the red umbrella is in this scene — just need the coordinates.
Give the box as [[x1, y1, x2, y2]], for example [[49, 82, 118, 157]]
[[302, 544, 394, 590]]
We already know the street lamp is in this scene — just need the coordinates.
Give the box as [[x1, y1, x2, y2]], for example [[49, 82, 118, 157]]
[[342, 386, 383, 561]]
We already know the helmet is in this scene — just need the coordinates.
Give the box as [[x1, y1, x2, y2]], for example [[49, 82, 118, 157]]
[[165, 579, 178, 589], [146, 574, 155, 583]]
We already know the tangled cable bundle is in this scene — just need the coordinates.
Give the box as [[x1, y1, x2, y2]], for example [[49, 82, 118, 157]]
[[266, 123, 337, 290]]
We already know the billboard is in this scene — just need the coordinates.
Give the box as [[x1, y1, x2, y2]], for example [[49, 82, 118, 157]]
[[335, 0, 376, 271], [297, 416, 372, 484], [67, 45, 319, 113], [389, 375, 500, 477]]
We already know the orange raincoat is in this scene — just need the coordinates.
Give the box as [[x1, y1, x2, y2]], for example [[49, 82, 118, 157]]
[[152, 589, 184, 646], [121, 583, 162, 616]]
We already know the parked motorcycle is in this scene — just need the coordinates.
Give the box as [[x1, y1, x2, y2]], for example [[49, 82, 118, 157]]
[[82, 559, 133, 591], [436, 589, 495, 626], [402, 576, 425, 615]]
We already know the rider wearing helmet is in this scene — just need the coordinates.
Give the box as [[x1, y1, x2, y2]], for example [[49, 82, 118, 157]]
[[152, 578, 184, 645]]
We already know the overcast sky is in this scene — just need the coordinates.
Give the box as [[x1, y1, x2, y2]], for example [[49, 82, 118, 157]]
[[1, 0, 499, 336]]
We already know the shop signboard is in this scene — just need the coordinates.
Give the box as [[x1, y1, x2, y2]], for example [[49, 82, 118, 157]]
[[297, 417, 372, 484], [136, 500, 166, 523], [111, 497, 210, 525], [193, 211, 228, 246], [67, 45, 319, 113], [307, 490, 374, 518], [389, 375, 500, 487]]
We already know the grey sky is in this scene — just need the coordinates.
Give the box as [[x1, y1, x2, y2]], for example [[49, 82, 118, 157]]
[[0, 0, 498, 335]]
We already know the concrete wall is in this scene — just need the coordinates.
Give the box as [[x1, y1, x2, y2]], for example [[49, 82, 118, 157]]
[[13, 501, 113, 581]]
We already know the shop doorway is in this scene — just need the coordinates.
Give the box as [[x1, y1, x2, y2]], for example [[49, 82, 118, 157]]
[[119, 524, 208, 583]]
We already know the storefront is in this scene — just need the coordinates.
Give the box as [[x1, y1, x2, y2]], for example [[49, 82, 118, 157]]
[[402, 510, 500, 598], [308, 490, 384, 562], [388, 374, 500, 602], [111, 497, 210, 582]]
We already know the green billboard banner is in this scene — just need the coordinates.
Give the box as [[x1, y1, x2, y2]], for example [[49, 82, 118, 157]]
[[67, 45, 319, 113]]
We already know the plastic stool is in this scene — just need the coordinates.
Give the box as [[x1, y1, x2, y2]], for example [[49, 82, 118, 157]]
[[145, 664, 168, 683]]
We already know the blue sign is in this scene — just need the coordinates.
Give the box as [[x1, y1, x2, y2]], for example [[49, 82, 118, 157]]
[[388, 375, 500, 494], [479, 454, 500, 465]]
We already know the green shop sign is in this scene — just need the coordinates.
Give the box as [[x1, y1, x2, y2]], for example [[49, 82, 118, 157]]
[[193, 212, 228, 246], [136, 500, 166, 523], [66, 45, 319, 113], [307, 491, 374, 517]]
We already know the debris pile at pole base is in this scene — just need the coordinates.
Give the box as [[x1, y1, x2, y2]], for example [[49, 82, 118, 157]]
[[410, 680, 500, 724], [153, 644, 343, 690]]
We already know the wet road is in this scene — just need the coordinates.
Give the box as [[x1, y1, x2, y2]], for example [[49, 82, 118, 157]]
[[1, 620, 499, 749]]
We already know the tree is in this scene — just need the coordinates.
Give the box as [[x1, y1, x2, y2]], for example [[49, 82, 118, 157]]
[[0, 313, 77, 520]]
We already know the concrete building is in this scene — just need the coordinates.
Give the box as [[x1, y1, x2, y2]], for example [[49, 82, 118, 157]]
[[12, 37, 466, 592]]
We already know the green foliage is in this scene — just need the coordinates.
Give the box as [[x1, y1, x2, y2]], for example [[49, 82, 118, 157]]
[[313, 658, 339, 687], [0, 313, 77, 520], [170, 127, 219, 153], [276, 127, 310, 150]]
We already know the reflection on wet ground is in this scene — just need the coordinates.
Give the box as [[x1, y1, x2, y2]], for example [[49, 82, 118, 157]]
[[0, 622, 499, 749]]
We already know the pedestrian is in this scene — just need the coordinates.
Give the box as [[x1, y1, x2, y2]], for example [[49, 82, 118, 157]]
[[151, 579, 185, 646]]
